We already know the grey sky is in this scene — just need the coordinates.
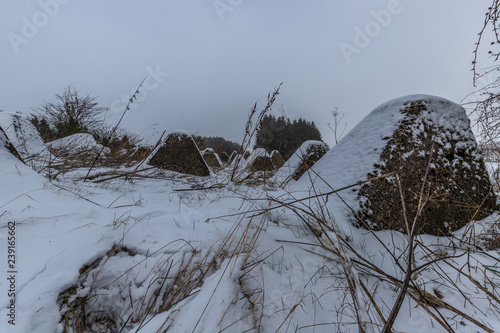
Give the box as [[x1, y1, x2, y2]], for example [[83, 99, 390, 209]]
[[0, 1, 492, 146]]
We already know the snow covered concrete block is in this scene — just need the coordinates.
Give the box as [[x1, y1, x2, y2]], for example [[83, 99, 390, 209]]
[[289, 141, 328, 181], [220, 151, 230, 164], [303, 95, 496, 235], [202, 148, 222, 170], [0, 112, 54, 168], [247, 148, 274, 172], [228, 150, 237, 164], [358, 97, 496, 234], [0, 126, 23, 161], [149, 130, 211, 176], [274, 140, 328, 186], [270, 150, 284, 170]]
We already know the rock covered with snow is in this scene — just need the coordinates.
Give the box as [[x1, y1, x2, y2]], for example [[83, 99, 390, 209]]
[[274, 140, 328, 186], [0, 112, 55, 170], [148, 130, 211, 176], [297, 95, 496, 235], [202, 148, 222, 170]]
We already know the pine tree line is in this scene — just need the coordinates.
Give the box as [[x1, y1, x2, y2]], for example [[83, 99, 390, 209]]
[[254, 115, 324, 159]]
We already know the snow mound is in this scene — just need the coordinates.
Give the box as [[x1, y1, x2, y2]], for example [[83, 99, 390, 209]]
[[131, 258, 253, 333], [295, 94, 496, 234], [48, 133, 110, 156]]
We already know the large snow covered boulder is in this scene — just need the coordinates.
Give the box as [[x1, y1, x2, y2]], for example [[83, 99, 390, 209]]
[[0, 112, 54, 169], [274, 141, 328, 186], [148, 130, 211, 176], [297, 95, 496, 235]]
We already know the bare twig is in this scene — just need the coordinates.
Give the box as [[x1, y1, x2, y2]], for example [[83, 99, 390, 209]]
[[84, 77, 148, 181], [231, 83, 282, 182]]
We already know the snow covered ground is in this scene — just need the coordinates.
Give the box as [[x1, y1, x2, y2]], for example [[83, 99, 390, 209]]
[[1, 155, 500, 333], [1, 114, 500, 331]]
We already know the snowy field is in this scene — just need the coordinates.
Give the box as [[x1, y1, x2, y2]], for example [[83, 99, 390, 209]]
[[1, 149, 500, 333], [2, 95, 500, 332]]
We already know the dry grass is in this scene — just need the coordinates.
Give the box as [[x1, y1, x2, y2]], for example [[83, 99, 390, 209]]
[[55, 138, 500, 333], [230, 83, 282, 183], [59, 240, 227, 333], [265, 163, 499, 332], [53, 144, 500, 333], [44, 84, 500, 332], [58, 194, 270, 333]]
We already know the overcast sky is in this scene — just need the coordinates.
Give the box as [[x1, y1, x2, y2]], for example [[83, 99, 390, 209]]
[[0, 1, 493, 146]]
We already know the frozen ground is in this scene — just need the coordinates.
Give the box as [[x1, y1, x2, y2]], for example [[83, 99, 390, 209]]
[[1, 98, 500, 332], [0, 153, 500, 333]]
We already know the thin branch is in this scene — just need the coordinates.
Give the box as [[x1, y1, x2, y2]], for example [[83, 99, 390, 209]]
[[84, 77, 148, 181]]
